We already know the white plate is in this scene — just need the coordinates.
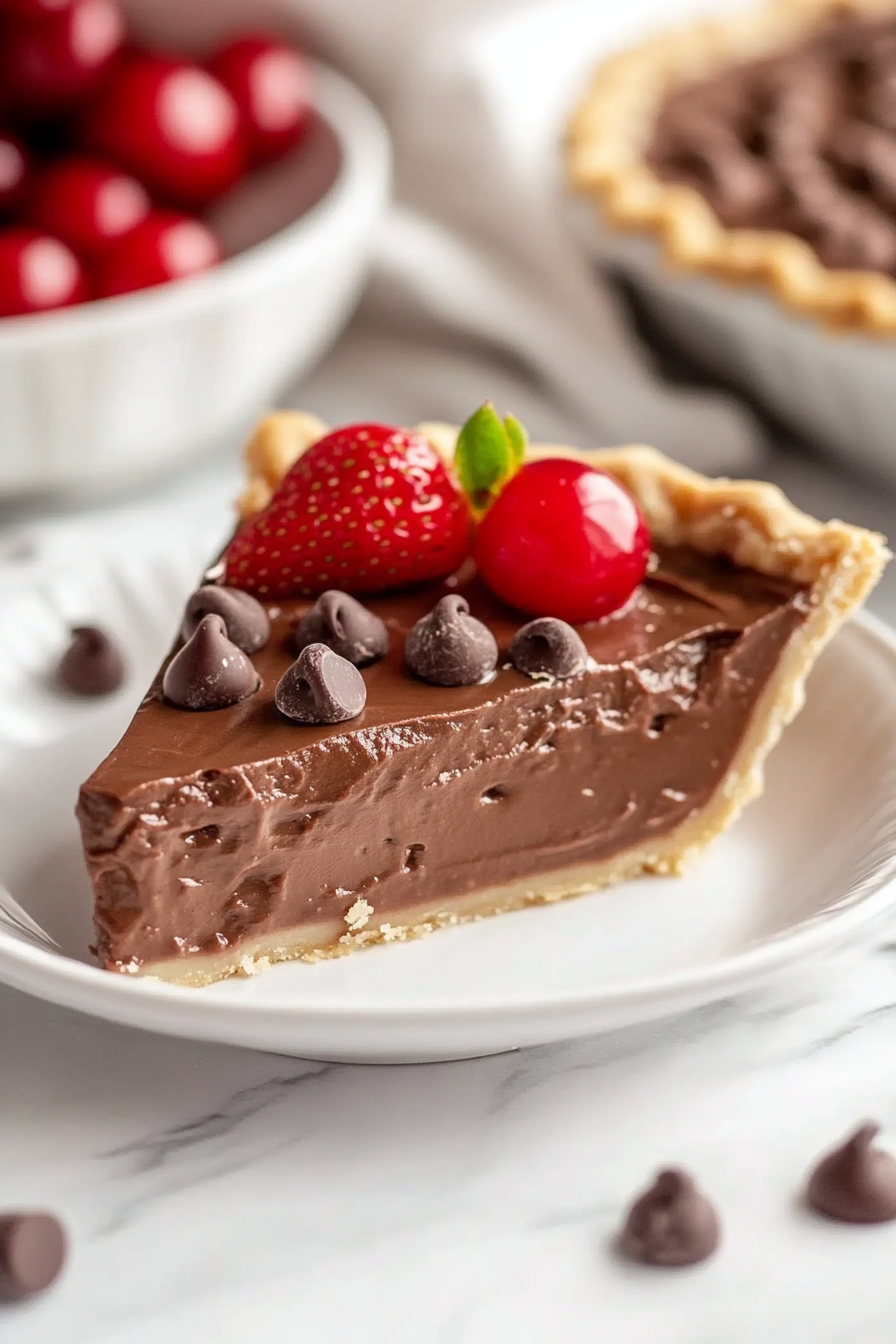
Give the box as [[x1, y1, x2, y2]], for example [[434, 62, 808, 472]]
[[1, 540, 895, 1063]]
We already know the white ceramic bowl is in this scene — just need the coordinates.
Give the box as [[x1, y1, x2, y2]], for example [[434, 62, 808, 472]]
[[0, 62, 390, 500]]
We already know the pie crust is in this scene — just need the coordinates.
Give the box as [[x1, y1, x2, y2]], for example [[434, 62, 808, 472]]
[[566, 0, 896, 333], [139, 410, 886, 983]]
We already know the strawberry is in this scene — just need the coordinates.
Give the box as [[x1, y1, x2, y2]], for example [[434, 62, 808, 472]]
[[224, 423, 473, 599]]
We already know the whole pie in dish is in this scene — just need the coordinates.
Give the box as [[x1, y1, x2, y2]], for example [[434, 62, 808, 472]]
[[567, 0, 896, 332], [76, 407, 887, 985]]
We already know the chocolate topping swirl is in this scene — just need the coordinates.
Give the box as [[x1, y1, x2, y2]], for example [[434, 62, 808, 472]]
[[648, 10, 896, 273]]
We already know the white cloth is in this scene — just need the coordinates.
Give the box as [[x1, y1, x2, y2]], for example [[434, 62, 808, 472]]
[[129, 0, 761, 469]]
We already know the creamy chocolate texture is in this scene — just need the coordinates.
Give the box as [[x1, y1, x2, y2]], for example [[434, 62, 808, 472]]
[[77, 545, 808, 977], [648, 10, 896, 273]]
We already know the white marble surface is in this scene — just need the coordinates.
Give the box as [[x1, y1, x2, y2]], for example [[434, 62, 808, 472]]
[[4, 444, 896, 1341]]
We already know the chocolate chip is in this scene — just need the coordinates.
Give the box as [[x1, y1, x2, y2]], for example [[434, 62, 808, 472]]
[[806, 1122, 896, 1224], [617, 1169, 721, 1267], [182, 585, 269, 654], [294, 591, 389, 666], [163, 614, 259, 711], [58, 626, 125, 696], [275, 643, 366, 724], [0, 1212, 67, 1302], [509, 617, 588, 679], [405, 595, 497, 687]]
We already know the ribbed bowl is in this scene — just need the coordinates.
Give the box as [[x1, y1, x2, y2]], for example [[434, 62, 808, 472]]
[[0, 63, 390, 501]]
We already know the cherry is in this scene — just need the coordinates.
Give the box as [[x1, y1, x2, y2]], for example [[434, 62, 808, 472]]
[[92, 210, 221, 298], [208, 35, 311, 166], [474, 458, 651, 623], [0, 0, 73, 15], [0, 133, 31, 215], [26, 155, 149, 257], [0, 0, 124, 120], [0, 227, 86, 316], [78, 53, 244, 209]]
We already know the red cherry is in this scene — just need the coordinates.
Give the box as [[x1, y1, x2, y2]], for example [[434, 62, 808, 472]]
[[26, 155, 149, 257], [474, 458, 651, 623], [0, 132, 30, 214], [1, 0, 73, 17], [78, 53, 244, 209], [208, 35, 311, 166], [0, 0, 124, 120], [92, 210, 221, 298], [0, 227, 87, 316]]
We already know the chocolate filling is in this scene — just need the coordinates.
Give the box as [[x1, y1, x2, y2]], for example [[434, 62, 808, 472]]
[[77, 548, 808, 973], [647, 9, 896, 273]]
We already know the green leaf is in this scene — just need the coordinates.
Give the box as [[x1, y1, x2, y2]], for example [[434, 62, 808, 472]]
[[454, 402, 526, 515], [503, 413, 527, 466]]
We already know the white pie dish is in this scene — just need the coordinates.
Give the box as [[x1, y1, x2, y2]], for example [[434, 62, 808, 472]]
[[0, 533, 895, 1063], [0, 62, 390, 502], [572, 206, 896, 489]]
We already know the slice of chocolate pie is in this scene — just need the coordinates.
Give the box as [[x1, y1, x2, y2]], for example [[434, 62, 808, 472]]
[[77, 410, 887, 985]]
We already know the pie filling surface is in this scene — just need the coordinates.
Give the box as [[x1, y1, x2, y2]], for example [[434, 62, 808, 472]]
[[78, 547, 809, 978], [647, 8, 896, 274]]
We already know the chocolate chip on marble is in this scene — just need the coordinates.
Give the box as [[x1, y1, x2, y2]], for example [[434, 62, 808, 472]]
[[294, 590, 389, 666], [275, 642, 366, 725], [163, 614, 259, 711], [806, 1122, 896, 1224], [508, 617, 587, 679], [404, 595, 497, 687], [58, 626, 125, 696], [182, 584, 270, 654], [0, 1212, 67, 1302], [617, 1168, 721, 1267]]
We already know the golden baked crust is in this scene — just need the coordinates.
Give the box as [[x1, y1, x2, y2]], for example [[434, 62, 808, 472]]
[[566, 0, 896, 333], [139, 410, 889, 985]]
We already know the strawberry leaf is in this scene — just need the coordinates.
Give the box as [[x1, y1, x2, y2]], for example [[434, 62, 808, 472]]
[[455, 402, 525, 515], [504, 413, 527, 466]]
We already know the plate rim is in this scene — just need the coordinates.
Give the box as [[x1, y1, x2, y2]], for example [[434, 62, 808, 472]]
[[1, 612, 895, 1037]]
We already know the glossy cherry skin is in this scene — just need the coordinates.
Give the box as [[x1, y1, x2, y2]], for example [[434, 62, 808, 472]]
[[0, 0, 74, 16], [0, 133, 31, 214], [26, 155, 149, 256], [92, 210, 221, 298], [0, 0, 124, 120], [0, 227, 87, 316], [474, 458, 651, 623], [208, 35, 311, 166], [78, 53, 244, 208]]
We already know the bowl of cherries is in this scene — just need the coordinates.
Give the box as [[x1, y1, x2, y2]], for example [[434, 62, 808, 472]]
[[0, 0, 390, 498]]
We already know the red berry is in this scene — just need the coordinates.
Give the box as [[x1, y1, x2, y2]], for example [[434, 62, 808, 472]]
[[0, 226, 86, 316], [92, 210, 221, 298], [78, 53, 244, 209], [26, 155, 149, 257], [208, 35, 311, 166], [224, 424, 473, 598], [0, 132, 30, 214], [474, 458, 651, 623], [0, 0, 123, 120], [0, 0, 73, 16]]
